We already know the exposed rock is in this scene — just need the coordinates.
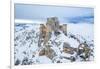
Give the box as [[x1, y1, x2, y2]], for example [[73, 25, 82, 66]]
[[22, 57, 29, 65], [77, 42, 91, 61], [39, 47, 56, 59], [63, 42, 71, 48], [15, 59, 20, 65], [54, 31, 61, 36], [70, 56, 76, 62], [57, 61, 61, 63], [63, 42, 75, 54], [39, 48, 45, 56], [45, 47, 56, 59]]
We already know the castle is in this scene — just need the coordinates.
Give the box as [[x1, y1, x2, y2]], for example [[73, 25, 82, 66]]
[[38, 17, 68, 59], [38, 17, 67, 46]]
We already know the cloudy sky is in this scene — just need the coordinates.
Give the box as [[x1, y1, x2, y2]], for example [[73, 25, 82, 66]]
[[15, 4, 94, 23]]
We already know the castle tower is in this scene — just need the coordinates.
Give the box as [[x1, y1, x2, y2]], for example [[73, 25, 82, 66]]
[[46, 17, 59, 32]]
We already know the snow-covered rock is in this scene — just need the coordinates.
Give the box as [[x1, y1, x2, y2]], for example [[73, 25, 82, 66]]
[[14, 23, 94, 65]]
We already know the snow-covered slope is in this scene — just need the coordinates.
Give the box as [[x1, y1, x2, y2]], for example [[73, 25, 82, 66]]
[[14, 23, 94, 65], [67, 23, 94, 41]]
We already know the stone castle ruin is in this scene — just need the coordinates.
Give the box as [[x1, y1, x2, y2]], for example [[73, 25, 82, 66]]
[[38, 17, 67, 46], [38, 17, 68, 59]]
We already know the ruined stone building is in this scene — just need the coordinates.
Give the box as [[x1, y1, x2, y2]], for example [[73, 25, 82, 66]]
[[38, 17, 67, 47]]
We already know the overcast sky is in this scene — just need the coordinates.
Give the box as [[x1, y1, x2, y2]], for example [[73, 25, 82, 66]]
[[15, 4, 94, 23]]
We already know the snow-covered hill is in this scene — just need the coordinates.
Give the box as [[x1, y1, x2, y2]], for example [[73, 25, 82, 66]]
[[14, 23, 94, 65]]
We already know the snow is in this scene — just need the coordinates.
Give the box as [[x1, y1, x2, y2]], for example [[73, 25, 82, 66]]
[[67, 23, 94, 42], [14, 23, 94, 65], [38, 56, 52, 64], [56, 33, 79, 48]]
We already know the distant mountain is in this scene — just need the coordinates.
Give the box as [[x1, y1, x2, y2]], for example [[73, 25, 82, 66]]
[[67, 16, 94, 24]]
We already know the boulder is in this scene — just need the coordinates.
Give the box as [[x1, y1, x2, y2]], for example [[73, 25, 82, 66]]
[[39, 47, 56, 59], [78, 42, 90, 61], [63, 42, 75, 54]]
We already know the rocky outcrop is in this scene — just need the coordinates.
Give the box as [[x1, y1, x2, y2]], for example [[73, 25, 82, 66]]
[[39, 47, 56, 59], [63, 42, 76, 54], [77, 42, 91, 61]]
